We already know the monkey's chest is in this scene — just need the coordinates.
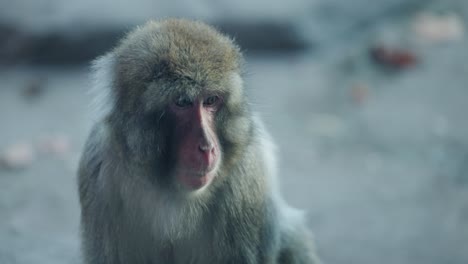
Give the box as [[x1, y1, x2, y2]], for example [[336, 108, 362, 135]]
[[154, 232, 218, 264]]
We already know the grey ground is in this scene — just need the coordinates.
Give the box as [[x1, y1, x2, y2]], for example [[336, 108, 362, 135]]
[[1, 0, 468, 264]]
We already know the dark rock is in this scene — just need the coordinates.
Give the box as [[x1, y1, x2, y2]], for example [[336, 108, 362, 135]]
[[0, 20, 312, 65], [214, 20, 311, 54], [0, 24, 125, 65]]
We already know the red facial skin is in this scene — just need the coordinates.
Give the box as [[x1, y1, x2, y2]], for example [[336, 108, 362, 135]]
[[170, 95, 221, 191]]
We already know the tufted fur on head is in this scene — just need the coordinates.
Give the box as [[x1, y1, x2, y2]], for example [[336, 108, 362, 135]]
[[91, 19, 245, 120], [119, 19, 243, 114]]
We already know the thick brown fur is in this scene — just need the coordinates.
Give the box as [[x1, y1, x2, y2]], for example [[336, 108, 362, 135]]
[[78, 19, 321, 264]]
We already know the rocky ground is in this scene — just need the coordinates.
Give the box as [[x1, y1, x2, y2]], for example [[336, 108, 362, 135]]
[[1, 0, 468, 264]]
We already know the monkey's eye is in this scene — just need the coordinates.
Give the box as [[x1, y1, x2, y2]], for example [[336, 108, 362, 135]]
[[174, 96, 193, 108], [203, 96, 219, 106]]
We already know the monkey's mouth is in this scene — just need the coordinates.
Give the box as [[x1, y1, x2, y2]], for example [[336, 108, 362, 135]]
[[175, 169, 215, 191]]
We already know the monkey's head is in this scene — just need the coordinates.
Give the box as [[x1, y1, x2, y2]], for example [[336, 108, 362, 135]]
[[95, 19, 252, 193]]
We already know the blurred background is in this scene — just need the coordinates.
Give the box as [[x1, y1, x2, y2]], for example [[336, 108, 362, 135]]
[[1, 0, 468, 263]]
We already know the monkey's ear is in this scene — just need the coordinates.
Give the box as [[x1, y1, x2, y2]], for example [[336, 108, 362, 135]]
[[89, 53, 117, 122]]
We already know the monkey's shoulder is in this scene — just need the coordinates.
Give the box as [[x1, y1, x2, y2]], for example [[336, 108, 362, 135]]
[[77, 122, 108, 203]]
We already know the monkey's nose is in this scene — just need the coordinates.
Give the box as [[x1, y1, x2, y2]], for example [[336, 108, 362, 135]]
[[198, 143, 215, 169], [198, 143, 214, 153]]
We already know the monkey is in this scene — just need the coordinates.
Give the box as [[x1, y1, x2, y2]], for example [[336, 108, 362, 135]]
[[78, 19, 321, 264]]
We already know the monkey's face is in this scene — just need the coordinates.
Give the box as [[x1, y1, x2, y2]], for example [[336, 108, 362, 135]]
[[108, 19, 252, 193], [167, 93, 222, 191], [115, 73, 251, 194]]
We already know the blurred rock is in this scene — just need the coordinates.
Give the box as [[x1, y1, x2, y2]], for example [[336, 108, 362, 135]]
[[412, 12, 464, 43], [0, 142, 35, 170], [370, 45, 418, 69], [0, 19, 311, 65], [0, 25, 28, 64]]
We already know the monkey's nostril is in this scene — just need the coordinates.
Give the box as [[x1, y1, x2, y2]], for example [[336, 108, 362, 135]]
[[198, 144, 213, 153]]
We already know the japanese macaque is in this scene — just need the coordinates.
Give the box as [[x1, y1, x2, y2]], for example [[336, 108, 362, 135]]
[[78, 19, 320, 264]]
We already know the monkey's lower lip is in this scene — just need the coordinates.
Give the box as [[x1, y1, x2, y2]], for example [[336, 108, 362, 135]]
[[177, 171, 214, 190]]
